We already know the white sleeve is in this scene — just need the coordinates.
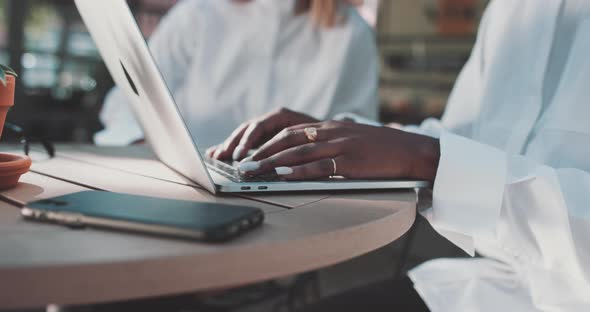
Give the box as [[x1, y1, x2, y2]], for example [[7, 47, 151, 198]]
[[94, 0, 199, 145], [427, 130, 590, 297], [332, 112, 382, 127], [93, 87, 143, 145], [146, 0, 200, 95]]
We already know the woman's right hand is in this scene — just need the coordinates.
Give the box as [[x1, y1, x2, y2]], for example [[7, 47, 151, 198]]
[[206, 108, 319, 161]]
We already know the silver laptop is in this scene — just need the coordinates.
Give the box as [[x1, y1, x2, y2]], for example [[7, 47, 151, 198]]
[[75, 0, 429, 194]]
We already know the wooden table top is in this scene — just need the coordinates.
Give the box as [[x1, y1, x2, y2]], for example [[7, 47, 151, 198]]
[[0, 145, 416, 309]]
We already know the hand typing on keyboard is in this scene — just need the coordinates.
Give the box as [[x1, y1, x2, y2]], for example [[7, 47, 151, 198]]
[[204, 157, 280, 183]]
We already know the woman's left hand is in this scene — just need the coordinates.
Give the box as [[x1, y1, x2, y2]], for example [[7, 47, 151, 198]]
[[238, 121, 441, 182]]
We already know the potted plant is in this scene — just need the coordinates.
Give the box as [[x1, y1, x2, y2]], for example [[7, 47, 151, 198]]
[[0, 64, 31, 189]]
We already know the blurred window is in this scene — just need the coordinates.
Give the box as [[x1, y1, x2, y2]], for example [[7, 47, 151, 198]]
[[0, 0, 176, 143], [22, 1, 100, 93], [0, 0, 9, 65]]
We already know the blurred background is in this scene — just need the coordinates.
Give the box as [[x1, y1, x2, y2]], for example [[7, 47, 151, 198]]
[[0, 0, 487, 143]]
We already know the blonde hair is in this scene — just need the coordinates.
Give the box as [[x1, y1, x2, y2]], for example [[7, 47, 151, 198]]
[[295, 0, 344, 28], [235, 0, 346, 28]]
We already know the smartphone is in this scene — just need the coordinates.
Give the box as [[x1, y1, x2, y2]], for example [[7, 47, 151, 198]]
[[21, 191, 264, 242]]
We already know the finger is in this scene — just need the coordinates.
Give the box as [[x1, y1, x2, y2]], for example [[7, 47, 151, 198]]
[[282, 120, 352, 132], [277, 157, 344, 181], [233, 122, 265, 161], [205, 145, 219, 158], [279, 122, 326, 131], [231, 111, 324, 161], [250, 127, 344, 162], [234, 115, 282, 161], [240, 140, 343, 175], [214, 122, 249, 160]]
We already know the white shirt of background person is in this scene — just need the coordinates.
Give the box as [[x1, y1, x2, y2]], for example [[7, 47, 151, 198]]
[[94, 0, 379, 149]]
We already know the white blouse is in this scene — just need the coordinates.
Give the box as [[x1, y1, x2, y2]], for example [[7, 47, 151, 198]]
[[406, 0, 590, 310], [94, 0, 378, 148]]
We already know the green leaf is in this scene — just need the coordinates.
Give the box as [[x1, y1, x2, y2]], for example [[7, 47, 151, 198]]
[[0, 68, 5, 87], [0, 64, 17, 87], [0, 64, 17, 77]]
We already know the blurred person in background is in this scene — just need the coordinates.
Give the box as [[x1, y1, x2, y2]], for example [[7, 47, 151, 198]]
[[355, 0, 380, 28], [94, 0, 378, 150], [209, 0, 590, 311]]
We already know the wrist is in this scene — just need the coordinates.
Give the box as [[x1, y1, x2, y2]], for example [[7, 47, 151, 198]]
[[413, 137, 440, 182]]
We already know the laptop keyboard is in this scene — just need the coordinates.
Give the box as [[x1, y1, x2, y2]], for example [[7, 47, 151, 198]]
[[204, 157, 280, 183]]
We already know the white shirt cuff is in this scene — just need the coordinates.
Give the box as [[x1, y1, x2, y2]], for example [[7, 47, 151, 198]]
[[403, 118, 445, 138], [429, 131, 507, 254], [332, 112, 382, 127]]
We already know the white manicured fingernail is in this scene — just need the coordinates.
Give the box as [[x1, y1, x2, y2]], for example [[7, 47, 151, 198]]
[[275, 167, 293, 175], [240, 156, 253, 164], [239, 161, 260, 172], [233, 146, 245, 160]]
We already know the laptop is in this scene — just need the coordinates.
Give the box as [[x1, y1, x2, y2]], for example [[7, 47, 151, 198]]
[[75, 0, 430, 194]]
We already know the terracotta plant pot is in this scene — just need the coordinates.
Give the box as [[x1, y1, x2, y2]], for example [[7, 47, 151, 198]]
[[0, 73, 31, 189], [0, 153, 31, 189]]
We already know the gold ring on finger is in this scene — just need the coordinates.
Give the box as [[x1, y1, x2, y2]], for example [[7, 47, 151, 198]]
[[304, 127, 318, 143], [330, 158, 337, 176]]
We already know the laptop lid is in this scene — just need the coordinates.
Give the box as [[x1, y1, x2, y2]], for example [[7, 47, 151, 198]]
[[75, 0, 218, 194]]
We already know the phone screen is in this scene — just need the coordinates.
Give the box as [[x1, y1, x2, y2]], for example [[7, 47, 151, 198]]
[[23, 191, 264, 242]]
